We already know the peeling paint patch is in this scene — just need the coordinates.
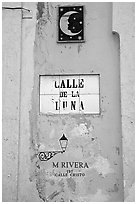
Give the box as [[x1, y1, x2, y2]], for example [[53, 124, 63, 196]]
[[78, 43, 83, 53], [91, 155, 114, 177], [38, 143, 45, 151], [90, 189, 110, 201], [37, 2, 45, 20], [113, 183, 119, 192], [70, 123, 93, 138], [115, 146, 120, 155], [91, 189, 110, 201], [76, 189, 109, 202], [107, 183, 119, 193], [50, 179, 55, 185], [67, 177, 76, 192], [36, 172, 47, 201], [58, 179, 65, 191], [125, 183, 135, 201], [89, 124, 94, 132], [46, 190, 60, 201]]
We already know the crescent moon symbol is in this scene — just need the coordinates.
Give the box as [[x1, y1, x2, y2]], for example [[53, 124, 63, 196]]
[[60, 11, 82, 36]]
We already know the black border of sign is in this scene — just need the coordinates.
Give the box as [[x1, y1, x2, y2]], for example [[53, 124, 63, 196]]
[[39, 74, 101, 116], [57, 5, 85, 43]]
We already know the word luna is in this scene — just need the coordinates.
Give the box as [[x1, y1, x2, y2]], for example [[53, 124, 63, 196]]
[[55, 100, 84, 111]]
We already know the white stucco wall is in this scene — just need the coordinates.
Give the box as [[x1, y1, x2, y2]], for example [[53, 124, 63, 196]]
[[2, 2, 22, 201], [113, 3, 135, 202], [2, 2, 135, 202]]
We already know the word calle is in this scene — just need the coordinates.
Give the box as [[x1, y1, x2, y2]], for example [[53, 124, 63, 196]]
[[55, 78, 84, 89]]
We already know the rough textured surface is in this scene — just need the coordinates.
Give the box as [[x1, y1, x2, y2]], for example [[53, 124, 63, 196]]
[[29, 2, 123, 201], [16, 2, 41, 201], [113, 3, 135, 202], [2, 2, 22, 201], [2, 2, 134, 202]]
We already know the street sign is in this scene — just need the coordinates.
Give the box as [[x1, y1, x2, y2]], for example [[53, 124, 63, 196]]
[[40, 75, 100, 114]]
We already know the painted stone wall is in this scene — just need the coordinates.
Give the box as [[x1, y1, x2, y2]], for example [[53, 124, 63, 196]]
[[113, 3, 135, 202], [27, 2, 123, 201], [2, 2, 22, 201], [2, 2, 134, 202]]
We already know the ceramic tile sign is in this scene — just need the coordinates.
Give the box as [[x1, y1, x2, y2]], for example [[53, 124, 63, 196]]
[[58, 6, 84, 42], [40, 75, 100, 114]]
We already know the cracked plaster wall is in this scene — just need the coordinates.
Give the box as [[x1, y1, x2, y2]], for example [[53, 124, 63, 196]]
[[2, 2, 134, 202], [29, 2, 123, 202]]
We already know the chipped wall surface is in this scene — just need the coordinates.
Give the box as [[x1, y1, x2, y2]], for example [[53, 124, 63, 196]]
[[29, 2, 123, 202], [2, 2, 134, 202], [17, 2, 40, 201]]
